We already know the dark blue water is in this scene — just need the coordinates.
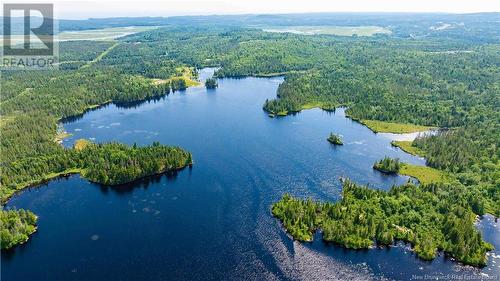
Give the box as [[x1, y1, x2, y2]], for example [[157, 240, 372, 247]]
[[3, 69, 499, 281]]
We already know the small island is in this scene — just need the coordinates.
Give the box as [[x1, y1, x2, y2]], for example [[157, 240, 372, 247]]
[[327, 133, 343, 145], [205, 78, 218, 89], [373, 157, 400, 174]]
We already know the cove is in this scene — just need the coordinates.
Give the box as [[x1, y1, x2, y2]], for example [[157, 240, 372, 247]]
[[2, 69, 499, 281]]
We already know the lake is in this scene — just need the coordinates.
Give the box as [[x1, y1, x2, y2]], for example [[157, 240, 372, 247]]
[[2, 69, 498, 281]]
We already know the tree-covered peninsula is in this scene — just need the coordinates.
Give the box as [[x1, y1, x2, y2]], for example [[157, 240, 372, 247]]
[[272, 180, 493, 267], [0, 140, 192, 249], [1, 209, 38, 250], [80, 141, 192, 185], [373, 157, 401, 174], [2, 140, 192, 197]]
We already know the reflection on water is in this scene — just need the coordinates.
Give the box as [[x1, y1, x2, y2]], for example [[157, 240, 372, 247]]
[[3, 70, 498, 281]]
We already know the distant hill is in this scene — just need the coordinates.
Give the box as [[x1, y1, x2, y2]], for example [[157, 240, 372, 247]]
[[1, 12, 499, 42]]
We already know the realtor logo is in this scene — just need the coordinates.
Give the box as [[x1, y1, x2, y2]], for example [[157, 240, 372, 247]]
[[2, 3, 58, 69]]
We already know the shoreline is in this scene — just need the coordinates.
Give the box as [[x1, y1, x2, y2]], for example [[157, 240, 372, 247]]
[[1, 169, 83, 205], [2, 75, 203, 206], [264, 102, 436, 135], [391, 140, 426, 156], [2, 162, 193, 206]]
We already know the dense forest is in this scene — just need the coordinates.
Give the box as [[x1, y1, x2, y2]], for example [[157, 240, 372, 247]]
[[262, 47, 499, 129], [1, 209, 37, 249], [1, 140, 191, 197], [412, 124, 499, 216], [1, 18, 498, 257], [4, 13, 498, 43], [80, 141, 192, 185], [272, 180, 494, 267]]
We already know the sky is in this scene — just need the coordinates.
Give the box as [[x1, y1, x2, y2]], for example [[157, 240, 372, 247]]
[[6, 0, 500, 19]]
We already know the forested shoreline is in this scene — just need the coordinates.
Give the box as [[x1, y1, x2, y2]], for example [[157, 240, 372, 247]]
[[0, 41, 198, 249], [0, 67, 194, 203], [272, 180, 494, 267], [1, 21, 498, 261], [1, 209, 38, 250], [2, 141, 191, 200]]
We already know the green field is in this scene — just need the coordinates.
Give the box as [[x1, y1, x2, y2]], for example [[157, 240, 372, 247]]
[[263, 25, 392, 36], [391, 141, 426, 156], [0, 26, 159, 46], [399, 163, 453, 185], [359, 120, 433, 134], [58, 26, 159, 41]]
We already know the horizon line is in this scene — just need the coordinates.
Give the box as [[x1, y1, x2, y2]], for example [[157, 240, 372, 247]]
[[3, 11, 499, 21]]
